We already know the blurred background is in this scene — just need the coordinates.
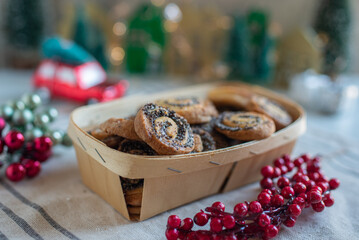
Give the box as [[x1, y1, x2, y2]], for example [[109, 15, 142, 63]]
[[0, 0, 358, 114]]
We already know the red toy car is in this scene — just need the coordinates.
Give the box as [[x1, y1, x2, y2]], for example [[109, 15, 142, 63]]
[[33, 59, 128, 103]]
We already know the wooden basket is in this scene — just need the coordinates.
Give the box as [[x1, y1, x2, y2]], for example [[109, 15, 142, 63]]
[[67, 83, 306, 221]]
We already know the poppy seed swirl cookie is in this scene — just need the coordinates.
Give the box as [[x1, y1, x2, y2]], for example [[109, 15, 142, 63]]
[[118, 139, 157, 155], [215, 112, 275, 141], [246, 95, 292, 130], [134, 103, 194, 155], [155, 97, 218, 124]]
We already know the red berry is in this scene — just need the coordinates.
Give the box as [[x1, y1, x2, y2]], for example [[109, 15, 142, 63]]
[[21, 159, 41, 178], [224, 235, 237, 240], [167, 215, 181, 228], [180, 218, 193, 231], [329, 178, 340, 190], [283, 217, 296, 227], [0, 139, 4, 154], [265, 225, 278, 238], [210, 218, 222, 232], [293, 182, 307, 194], [261, 189, 273, 196], [4, 131, 24, 151], [234, 203, 248, 217], [294, 157, 304, 167], [307, 161, 320, 172], [260, 178, 273, 189], [293, 197, 306, 209], [222, 215, 236, 229], [32, 150, 52, 162], [306, 180, 316, 190], [272, 167, 281, 178], [311, 186, 323, 194], [194, 212, 209, 226], [301, 153, 310, 162], [312, 201, 325, 212], [281, 186, 295, 199], [6, 163, 26, 182], [249, 201, 262, 213], [258, 192, 271, 206], [286, 162, 295, 172], [292, 172, 303, 182], [212, 201, 225, 211], [165, 228, 179, 240], [274, 158, 285, 167], [282, 154, 291, 163], [258, 213, 271, 227], [296, 175, 310, 185], [309, 190, 322, 204], [298, 193, 307, 200], [277, 177, 290, 188], [288, 204, 302, 217], [271, 194, 284, 207], [317, 182, 329, 193], [279, 165, 288, 175], [34, 136, 53, 152], [308, 172, 320, 181], [323, 195, 335, 207], [261, 165, 274, 178]]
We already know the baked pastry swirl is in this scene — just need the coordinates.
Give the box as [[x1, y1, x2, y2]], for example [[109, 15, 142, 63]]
[[134, 103, 194, 155], [99, 117, 141, 141], [155, 97, 218, 124], [208, 85, 253, 110], [215, 111, 275, 140], [246, 95, 292, 130], [192, 127, 216, 151]]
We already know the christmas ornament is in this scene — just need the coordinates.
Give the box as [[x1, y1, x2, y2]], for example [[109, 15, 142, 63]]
[[33, 37, 128, 104], [0, 93, 72, 182], [165, 154, 339, 239]]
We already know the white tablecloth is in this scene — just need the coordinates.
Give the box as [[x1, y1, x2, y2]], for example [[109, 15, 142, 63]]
[[0, 71, 358, 240]]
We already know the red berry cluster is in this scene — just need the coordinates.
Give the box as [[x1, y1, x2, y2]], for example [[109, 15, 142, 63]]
[[165, 154, 339, 240], [0, 118, 53, 182]]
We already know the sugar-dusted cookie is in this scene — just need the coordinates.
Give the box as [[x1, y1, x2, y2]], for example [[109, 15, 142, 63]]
[[155, 97, 218, 124], [118, 139, 157, 155], [100, 117, 141, 141], [134, 103, 194, 155], [215, 112, 275, 140], [246, 95, 292, 130], [192, 127, 216, 151], [208, 85, 253, 110]]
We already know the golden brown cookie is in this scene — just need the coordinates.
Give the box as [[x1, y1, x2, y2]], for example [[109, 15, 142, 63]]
[[134, 103, 194, 155], [128, 206, 141, 215], [208, 85, 253, 110], [192, 127, 216, 151], [99, 117, 141, 141], [215, 112, 275, 141], [191, 134, 204, 153], [155, 97, 218, 124], [120, 177, 143, 191], [124, 187, 143, 207], [89, 128, 110, 141], [118, 139, 157, 155], [246, 95, 292, 130]]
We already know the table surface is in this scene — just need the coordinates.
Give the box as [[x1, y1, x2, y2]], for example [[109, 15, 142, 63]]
[[0, 70, 358, 240]]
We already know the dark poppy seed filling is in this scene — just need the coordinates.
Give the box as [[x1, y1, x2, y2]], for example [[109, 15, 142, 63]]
[[192, 127, 216, 151], [215, 112, 264, 131], [120, 177, 143, 191], [143, 103, 194, 149], [118, 139, 157, 155]]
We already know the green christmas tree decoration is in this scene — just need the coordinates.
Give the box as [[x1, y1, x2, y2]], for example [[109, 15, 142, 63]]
[[314, 0, 350, 77], [125, 3, 166, 73], [5, 0, 43, 49], [72, 5, 109, 70]]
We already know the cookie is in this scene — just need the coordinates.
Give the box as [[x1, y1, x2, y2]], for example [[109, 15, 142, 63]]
[[124, 187, 143, 207], [208, 85, 253, 110], [192, 127, 216, 151], [215, 112, 275, 140], [155, 97, 218, 124], [191, 134, 204, 153], [246, 95, 292, 130], [118, 139, 157, 155], [99, 117, 141, 141], [128, 206, 141, 215], [101, 135, 124, 149], [89, 128, 110, 141], [120, 177, 144, 191], [134, 103, 194, 155]]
